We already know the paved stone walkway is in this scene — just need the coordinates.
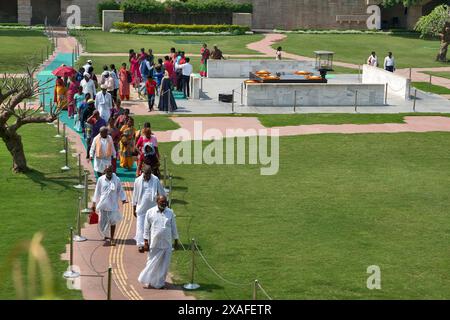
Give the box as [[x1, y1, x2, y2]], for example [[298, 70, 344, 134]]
[[44, 30, 194, 301]]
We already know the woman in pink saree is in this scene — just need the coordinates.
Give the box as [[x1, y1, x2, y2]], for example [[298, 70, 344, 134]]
[[129, 51, 141, 90], [67, 76, 79, 118]]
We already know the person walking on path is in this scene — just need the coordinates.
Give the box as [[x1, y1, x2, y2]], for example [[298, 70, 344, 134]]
[[145, 75, 157, 112], [138, 195, 179, 289], [367, 51, 378, 67], [158, 71, 178, 112], [211, 45, 225, 60], [95, 85, 113, 123], [200, 43, 210, 77], [92, 166, 127, 246], [132, 165, 166, 253], [119, 117, 136, 170], [119, 63, 131, 101], [276, 46, 282, 60], [175, 57, 193, 99], [384, 52, 395, 72], [89, 126, 116, 177], [110, 64, 120, 103], [81, 72, 96, 100]]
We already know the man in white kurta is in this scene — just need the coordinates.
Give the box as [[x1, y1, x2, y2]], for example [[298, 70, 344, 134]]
[[80, 73, 96, 98], [92, 166, 127, 246], [132, 165, 166, 252], [95, 85, 113, 123], [138, 195, 179, 289], [89, 127, 116, 177]]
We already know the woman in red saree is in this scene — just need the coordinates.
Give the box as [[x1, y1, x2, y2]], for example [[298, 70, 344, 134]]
[[200, 43, 210, 77], [163, 56, 176, 86], [119, 63, 131, 101]]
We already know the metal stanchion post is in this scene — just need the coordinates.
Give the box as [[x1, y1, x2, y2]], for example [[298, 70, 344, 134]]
[[240, 83, 244, 106], [413, 89, 417, 112], [358, 65, 361, 82], [60, 124, 67, 153], [107, 267, 112, 300], [231, 89, 235, 114], [40, 92, 47, 114], [54, 116, 61, 137], [61, 137, 70, 171], [429, 74, 432, 84], [74, 154, 84, 189], [183, 239, 200, 290], [168, 174, 173, 208], [253, 280, 259, 300], [200, 77, 203, 92], [82, 172, 91, 213], [384, 83, 388, 105], [63, 227, 80, 279], [354, 90, 358, 113], [73, 197, 87, 242], [163, 155, 169, 193], [293, 91, 297, 113]]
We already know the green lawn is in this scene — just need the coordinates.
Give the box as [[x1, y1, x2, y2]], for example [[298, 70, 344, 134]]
[[0, 30, 52, 73], [422, 71, 450, 80], [0, 123, 84, 300], [275, 34, 448, 69], [173, 113, 450, 128], [133, 115, 180, 131], [412, 82, 450, 95], [76, 31, 264, 55], [328, 65, 360, 74], [163, 132, 450, 299]]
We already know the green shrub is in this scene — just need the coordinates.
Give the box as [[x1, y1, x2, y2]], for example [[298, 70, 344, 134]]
[[97, 0, 121, 23], [113, 22, 250, 34], [119, 0, 252, 13]]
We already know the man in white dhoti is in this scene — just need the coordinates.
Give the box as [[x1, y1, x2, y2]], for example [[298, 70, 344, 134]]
[[138, 195, 179, 289], [89, 127, 116, 177], [95, 84, 113, 123], [132, 165, 166, 253], [92, 166, 127, 246]]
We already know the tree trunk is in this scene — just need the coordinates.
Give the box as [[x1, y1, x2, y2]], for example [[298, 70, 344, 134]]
[[436, 26, 450, 62], [2, 130, 28, 173], [436, 40, 448, 62]]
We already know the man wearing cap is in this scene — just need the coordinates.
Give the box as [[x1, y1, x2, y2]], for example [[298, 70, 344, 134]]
[[80, 72, 96, 99], [83, 60, 93, 73], [95, 84, 113, 123], [102, 71, 116, 100]]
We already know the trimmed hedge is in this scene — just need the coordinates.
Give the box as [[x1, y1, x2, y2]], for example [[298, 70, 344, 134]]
[[97, 0, 121, 23], [113, 22, 250, 34], [119, 0, 252, 13]]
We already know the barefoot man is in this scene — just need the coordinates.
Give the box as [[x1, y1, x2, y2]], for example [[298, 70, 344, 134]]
[[138, 195, 179, 289], [132, 165, 166, 253], [92, 165, 127, 246]]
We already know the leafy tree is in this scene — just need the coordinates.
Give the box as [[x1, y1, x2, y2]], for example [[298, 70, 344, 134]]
[[382, 1, 449, 62], [0, 70, 59, 173], [415, 5, 450, 62]]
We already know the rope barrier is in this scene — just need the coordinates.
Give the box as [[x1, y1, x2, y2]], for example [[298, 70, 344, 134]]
[[257, 281, 273, 300], [193, 241, 254, 287]]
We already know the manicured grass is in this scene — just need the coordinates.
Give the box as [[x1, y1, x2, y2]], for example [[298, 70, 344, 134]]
[[329, 65, 360, 74], [76, 31, 265, 55], [173, 113, 450, 128], [422, 71, 450, 80], [276, 34, 448, 68], [412, 82, 450, 95], [163, 132, 450, 299], [133, 115, 180, 131], [0, 30, 52, 73], [0, 124, 83, 300]]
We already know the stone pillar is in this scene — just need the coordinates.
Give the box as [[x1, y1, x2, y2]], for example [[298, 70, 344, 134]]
[[102, 10, 124, 32], [17, 0, 32, 25], [406, 5, 423, 30], [232, 13, 252, 28]]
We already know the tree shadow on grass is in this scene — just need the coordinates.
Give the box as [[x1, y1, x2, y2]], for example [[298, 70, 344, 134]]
[[23, 168, 77, 191]]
